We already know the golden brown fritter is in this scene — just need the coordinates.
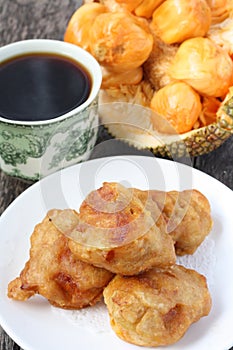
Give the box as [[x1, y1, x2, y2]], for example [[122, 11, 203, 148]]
[[103, 264, 212, 347], [8, 210, 114, 309], [135, 188, 213, 255], [66, 182, 176, 275]]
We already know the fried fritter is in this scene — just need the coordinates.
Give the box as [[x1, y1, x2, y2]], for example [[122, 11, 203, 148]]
[[8, 210, 114, 309], [66, 183, 176, 275], [135, 188, 213, 255], [103, 264, 212, 347]]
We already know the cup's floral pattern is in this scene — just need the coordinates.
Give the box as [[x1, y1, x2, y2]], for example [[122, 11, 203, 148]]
[[0, 130, 49, 166], [0, 99, 98, 181], [50, 128, 95, 167]]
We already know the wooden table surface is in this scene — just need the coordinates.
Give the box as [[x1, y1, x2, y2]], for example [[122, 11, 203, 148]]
[[0, 1, 233, 349]]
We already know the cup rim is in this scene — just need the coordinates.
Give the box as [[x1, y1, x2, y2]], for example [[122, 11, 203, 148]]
[[0, 39, 102, 126]]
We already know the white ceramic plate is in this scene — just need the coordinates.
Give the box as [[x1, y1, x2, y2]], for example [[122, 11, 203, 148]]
[[0, 156, 233, 350]]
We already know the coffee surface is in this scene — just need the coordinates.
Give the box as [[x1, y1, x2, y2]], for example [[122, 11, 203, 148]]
[[0, 53, 91, 122]]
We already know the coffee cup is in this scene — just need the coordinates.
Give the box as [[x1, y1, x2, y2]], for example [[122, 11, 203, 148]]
[[0, 39, 102, 181]]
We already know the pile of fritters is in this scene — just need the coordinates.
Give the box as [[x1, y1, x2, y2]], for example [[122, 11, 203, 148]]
[[8, 182, 213, 347]]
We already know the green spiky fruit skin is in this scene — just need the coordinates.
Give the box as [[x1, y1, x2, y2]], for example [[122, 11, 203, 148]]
[[151, 123, 232, 158]]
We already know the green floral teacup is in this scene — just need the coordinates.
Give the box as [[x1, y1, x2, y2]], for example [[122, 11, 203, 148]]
[[0, 39, 102, 181]]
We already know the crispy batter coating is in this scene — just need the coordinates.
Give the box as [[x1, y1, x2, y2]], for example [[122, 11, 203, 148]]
[[103, 264, 212, 347], [7, 181, 213, 324], [8, 210, 114, 309], [67, 183, 176, 275], [135, 188, 213, 255]]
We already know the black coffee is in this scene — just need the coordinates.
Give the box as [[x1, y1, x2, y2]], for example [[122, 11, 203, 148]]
[[0, 53, 92, 122]]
